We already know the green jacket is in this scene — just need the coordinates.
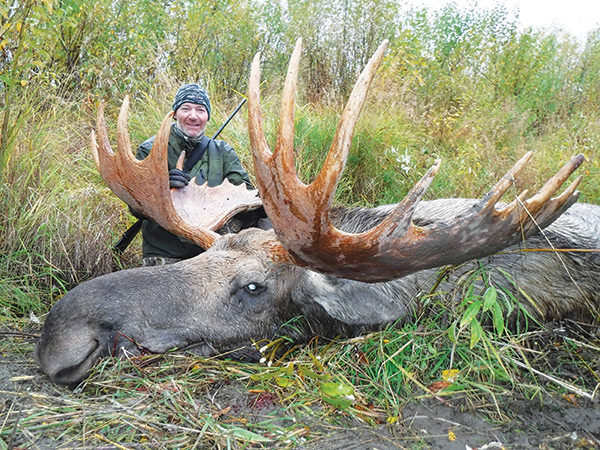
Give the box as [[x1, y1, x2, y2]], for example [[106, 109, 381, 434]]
[[136, 124, 253, 259]]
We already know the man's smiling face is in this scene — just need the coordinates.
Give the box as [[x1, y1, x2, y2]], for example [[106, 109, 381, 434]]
[[174, 102, 209, 138]]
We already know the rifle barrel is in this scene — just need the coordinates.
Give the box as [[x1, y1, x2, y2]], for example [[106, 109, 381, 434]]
[[212, 98, 247, 139]]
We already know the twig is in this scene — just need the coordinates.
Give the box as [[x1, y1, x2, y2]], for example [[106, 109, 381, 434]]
[[94, 433, 134, 450], [0, 331, 40, 338], [507, 357, 595, 400], [7, 401, 24, 450]]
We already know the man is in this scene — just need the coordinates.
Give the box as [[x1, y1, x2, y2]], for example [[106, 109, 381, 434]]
[[135, 83, 253, 266]]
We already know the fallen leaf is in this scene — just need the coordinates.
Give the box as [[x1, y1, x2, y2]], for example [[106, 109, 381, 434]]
[[428, 381, 451, 392], [448, 429, 456, 441], [211, 406, 231, 419], [442, 369, 460, 382], [563, 393, 579, 407], [320, 381, 354, 397], [574, 437, 598, 448], [353, 348, 369, 365]]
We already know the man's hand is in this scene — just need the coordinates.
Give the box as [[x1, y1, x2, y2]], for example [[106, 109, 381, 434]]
[[169, 169, 191, 189]]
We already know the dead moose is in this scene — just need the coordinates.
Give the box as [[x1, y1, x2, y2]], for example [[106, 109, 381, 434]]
[[35, 40, 600, 385]]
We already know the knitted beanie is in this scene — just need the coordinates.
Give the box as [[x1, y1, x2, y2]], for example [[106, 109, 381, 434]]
[[172, 83, 211, 120]]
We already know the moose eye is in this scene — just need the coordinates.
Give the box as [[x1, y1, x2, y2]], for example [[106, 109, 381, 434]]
[[244, 282, 265, 295]]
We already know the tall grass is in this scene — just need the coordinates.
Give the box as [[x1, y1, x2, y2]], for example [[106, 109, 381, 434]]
[[0, 98, 135, 312], [3, 6, 600, 308], [1, 70, 599, 319]]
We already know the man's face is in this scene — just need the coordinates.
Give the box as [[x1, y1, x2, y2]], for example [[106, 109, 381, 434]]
[[174, 102, 209, 138]]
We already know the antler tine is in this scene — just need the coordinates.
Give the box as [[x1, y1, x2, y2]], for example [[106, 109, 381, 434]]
[[92, 97, 221, 249], [248, 40, 308, 251], [248, 40, 586, 282], [93, 100, 134, 206], [247, 44, 299, 263], [520, 175, 582, 236], [275, 38, 303, 179], [522, 154, 585, 212], [371, 160, 442, 240], [249, 38, 307, 191], [482, 151, 533, 209], [116, 96, 143, 184], [248, 39, 390, 257], [311, 39, 389, 211]]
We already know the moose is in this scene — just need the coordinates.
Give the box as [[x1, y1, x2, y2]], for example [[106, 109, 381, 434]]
[[35, 40, 600, 385]]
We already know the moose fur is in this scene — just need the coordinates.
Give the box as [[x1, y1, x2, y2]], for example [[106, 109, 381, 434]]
[[35, 200, 600, 385]]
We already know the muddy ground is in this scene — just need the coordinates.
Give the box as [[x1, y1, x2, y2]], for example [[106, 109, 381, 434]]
[[1, 328, 599, 450]]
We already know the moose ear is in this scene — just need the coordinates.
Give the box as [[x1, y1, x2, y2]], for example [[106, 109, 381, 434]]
[[295, 272, 414, 326]]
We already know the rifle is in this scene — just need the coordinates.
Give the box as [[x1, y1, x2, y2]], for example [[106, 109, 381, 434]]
[[112, 97, 248, 254]]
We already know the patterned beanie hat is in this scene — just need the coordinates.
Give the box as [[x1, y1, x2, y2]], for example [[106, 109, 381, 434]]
[[172, 83, 211, 120]]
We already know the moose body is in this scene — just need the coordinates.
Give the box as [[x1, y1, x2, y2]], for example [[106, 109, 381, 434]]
[[35, 200, 600, 385], [34, 39, 600, 385]]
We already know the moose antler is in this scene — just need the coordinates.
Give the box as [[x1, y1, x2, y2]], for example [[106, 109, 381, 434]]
[[90, 97, 262, 249], [248, 38, 585, 282]]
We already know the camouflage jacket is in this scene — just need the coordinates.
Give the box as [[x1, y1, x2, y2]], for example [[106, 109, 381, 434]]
[[135, 124, 253, 260]]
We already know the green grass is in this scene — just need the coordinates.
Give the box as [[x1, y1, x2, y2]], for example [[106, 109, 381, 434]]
[[3, 302, 596, 449]]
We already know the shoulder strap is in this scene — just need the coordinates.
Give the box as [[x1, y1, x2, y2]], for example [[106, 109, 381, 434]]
[[183, 135, 211, 173]]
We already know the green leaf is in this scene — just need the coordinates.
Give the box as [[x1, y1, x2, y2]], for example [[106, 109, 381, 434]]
[[281, 362, 294, 375], [493, 301, 504, 336], [228, 426, 272, 443], [470, 320, 484, 348], [460, 300, 482, 327], [275, 375, 294, 387], [448, 320, 457, 343], [250, 368, 282, 381], [482, 285, 497, 311], [320, 381, 354, 398], [322, 395, 353, 409], [298, 365, 329, 381], [308, 352, 325, 372]]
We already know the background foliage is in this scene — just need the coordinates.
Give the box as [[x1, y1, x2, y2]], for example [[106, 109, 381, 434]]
[[1, 0, 599, 306]]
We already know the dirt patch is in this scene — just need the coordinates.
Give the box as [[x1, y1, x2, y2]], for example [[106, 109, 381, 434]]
[[292, 394, 600, 449]]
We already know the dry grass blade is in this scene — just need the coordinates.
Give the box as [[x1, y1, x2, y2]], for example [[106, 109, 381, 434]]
[[505, 357, 595, 400]]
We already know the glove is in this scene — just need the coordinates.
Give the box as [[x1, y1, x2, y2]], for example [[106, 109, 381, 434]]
[[169, 169, 191, 189]]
